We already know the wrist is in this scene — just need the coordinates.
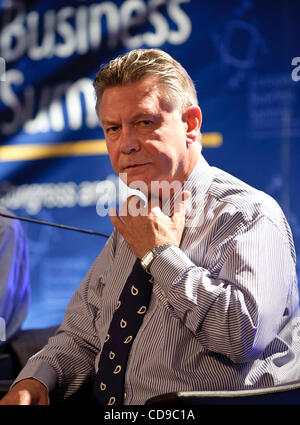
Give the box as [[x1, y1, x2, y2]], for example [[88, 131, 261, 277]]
[[10, 377, 50, 405], [140, 244, 174, 274]]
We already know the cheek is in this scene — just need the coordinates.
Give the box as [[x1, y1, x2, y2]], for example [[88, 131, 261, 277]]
[[106, 144, 119, 168], [147, 144, 170, 168]]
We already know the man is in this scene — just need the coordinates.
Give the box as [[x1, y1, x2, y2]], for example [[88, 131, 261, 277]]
[[1, 48, 299, 405]]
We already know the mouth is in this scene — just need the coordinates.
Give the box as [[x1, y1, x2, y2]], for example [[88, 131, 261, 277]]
[[124, 163, 151, 171]]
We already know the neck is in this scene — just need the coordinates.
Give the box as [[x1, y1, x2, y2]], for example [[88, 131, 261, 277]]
[[185, 142, 201, 180]]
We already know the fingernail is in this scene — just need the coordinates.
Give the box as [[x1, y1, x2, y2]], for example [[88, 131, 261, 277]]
[[183, 191, 191, 200]]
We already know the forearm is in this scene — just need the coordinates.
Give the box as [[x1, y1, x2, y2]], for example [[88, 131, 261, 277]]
[[12, 360, 57, 395], [15, 234, 116, 401], [12, 328, 98, 401], [11, 267, 103, 402], [150, 230, 293, 363], [150, 246, 257, 361], [0, 378, 49, 405]]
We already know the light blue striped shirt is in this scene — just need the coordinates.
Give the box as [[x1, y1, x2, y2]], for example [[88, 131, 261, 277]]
[[14, 154, 300, 404]]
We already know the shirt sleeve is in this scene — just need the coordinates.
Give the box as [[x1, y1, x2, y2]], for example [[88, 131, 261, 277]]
[[150, 215, 298, 363], [12, 231, 116, 402]]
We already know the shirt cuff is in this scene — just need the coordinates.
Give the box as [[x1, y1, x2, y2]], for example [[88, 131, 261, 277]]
[[150, 245, 195, 295], [11, 361, 58, 394]]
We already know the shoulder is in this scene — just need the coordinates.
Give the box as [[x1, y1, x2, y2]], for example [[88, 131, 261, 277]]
[[89, 227, 120, 276], [208, 167, 285, 228], [0, 208, 25, 241]]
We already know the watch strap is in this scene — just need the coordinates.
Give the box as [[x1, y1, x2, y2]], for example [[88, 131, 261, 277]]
[[140, 244, 173, 273]]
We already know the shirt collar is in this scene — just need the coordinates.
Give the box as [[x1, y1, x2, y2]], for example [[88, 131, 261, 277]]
[[162, 153, 213, 219]]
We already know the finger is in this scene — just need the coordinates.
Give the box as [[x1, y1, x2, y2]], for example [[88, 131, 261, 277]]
[[19, 390, 31, 405], [109, 207, 126, 230], [127, 195, 146, 217], [182, 190, 191, 201], [109, 207, 118, 217], [118, 200, 129, 217], [148, 196, 161, 211]]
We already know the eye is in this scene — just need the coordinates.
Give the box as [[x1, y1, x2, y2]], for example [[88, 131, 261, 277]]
[[106, 126, 119, 134], [138, 120, 152, 126]]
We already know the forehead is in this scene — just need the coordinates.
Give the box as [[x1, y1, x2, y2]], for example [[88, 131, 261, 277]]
[[98, 76, 172, 120]]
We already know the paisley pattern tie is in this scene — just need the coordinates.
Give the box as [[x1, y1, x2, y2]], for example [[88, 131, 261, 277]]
[[92, 259, 152, 405]]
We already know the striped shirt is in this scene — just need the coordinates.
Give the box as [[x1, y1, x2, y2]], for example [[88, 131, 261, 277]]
[[15, 154, 300, 404]]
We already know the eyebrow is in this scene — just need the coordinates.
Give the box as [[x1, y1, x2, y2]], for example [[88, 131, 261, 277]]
[[131, 112, 161, 122], [101, 112, 162, 128], [101, 120, 120, 127]]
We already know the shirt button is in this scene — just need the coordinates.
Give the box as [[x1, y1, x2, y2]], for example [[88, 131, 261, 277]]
[[160, 289, 166, 297]]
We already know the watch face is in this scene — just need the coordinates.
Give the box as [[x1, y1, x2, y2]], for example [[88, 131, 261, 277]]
[[141, 245, 172, 272], [146, 252, 155, 263], [141, 251, 155, 271]]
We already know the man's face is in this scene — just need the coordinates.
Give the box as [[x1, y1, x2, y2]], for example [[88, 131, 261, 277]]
[[98, 76, 198, 195]]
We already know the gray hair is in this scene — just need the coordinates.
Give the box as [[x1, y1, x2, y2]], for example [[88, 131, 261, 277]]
[[93, 48, 199, 112]]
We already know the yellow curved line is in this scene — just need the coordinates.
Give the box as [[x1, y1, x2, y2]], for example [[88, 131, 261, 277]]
[[202, 132, 223, 147], [0, 133, 222, 162], [0, 140, 107, 162]]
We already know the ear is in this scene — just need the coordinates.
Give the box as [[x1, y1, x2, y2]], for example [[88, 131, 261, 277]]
[[182, 106, 202, 145]]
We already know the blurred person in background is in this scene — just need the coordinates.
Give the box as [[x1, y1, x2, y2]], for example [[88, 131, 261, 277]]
[[0, 208, 30, 350]]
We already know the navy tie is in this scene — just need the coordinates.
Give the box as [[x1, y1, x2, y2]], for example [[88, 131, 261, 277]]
[[92, 259, 152, 405]]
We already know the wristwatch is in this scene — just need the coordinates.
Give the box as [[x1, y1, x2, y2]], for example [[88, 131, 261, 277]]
[[140, 244, 173, 273]]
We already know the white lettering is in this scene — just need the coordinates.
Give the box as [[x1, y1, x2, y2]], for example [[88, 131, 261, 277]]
[[27, 10, 56, 60], [1, 76, 98, 135], [55, 7, 76, 58], [291, 57, 300, 82], [95, 180, 117, 217], [120, 0, 147, 49], [89, 2, 120, 50], [0, 57, 5, 81], [0, 0, 192, 63], [49, 83, 71, 132], [0, 0, 192, 135], [78, 181, 101, 207], [25, 86, 53, 133], [65, 78, 98, 130], [0, 179, 116, 215], [167, 0, 192, 44], [0, 69, 24, 134], [143, 0, 169, 47], [0, 9, 26, 62], [76, 6, 89, 55]]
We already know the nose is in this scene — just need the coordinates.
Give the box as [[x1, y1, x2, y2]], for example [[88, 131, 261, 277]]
[[120, 125, 140, 154]]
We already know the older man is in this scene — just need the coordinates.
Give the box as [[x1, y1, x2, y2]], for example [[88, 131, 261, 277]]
[[1, 49, 299, 405]]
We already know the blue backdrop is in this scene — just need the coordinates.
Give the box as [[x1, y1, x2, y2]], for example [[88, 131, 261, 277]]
[[0, 0, 299, 329]]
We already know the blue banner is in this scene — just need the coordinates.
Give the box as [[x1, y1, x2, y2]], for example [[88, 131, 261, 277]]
[[0, 0, 299, 329]]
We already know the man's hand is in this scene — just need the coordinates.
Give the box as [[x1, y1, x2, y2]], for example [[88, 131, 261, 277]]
[[110, 191, 190, 258], [0, 378, 50, 405]]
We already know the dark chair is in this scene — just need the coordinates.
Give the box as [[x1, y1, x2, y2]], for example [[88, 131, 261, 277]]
[[0, 351, 15, 399], [0, 351, 15, 379], [0, 326, 58, 400], [146, 380, 300, 405], [0, 380, 14, 399]]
